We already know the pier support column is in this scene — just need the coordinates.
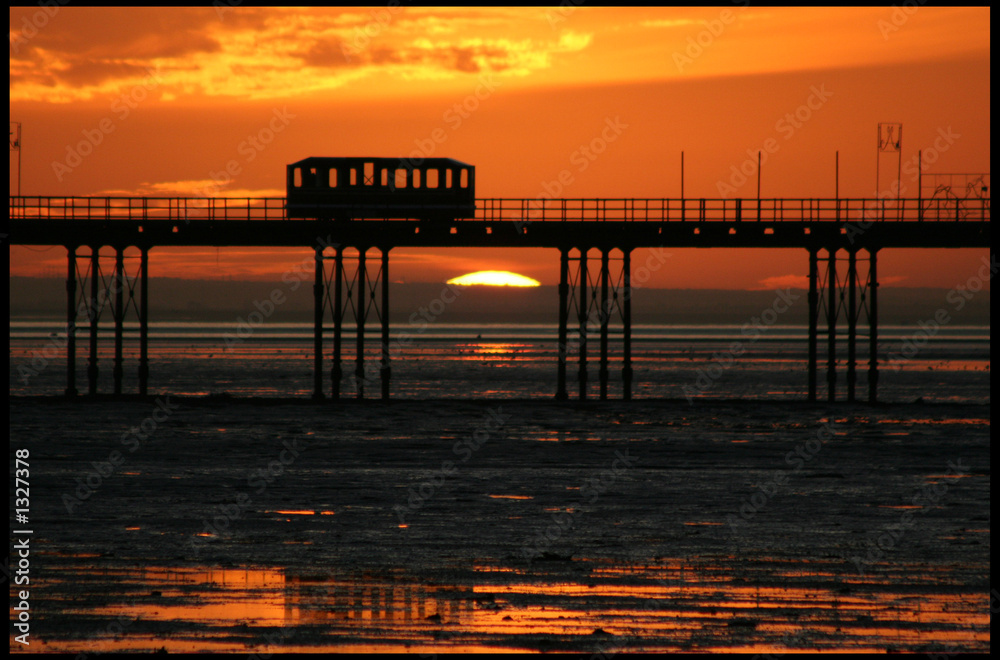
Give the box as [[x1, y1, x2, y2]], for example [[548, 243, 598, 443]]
[[578, 249, 588, 400], [313, 245, 324, 400], [87, 247, 100, 395], [332, 247, 343, 400], [868, 248, 879, 404], [826, 247, 837, 402], [381, 248, 391, 401], [847, 249, 857, 402], [622, 249, 633, 401], [599, 249, 610, 400], [807, 248, 818, 402], [113, 247, 125, 396], [556, 248, 568, 401], [356, 249, 366, 400], [139, 247, 149, 396], [66, 248, 78, 396]]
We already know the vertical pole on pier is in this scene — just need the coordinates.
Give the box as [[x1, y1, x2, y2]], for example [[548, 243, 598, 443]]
[[356, 248, 367, 400], [578, 249, 588, 400], [139, 247, 149, 396], [807, 248, 818, 402], [868, 248, 879, 404], [332, 247, 343, 400], [66, 248, 78, 396], [88, 247, 100, 395], [313, 245, 324, 400], [557, 248, 569, 401], [381, 248, 391, 401], [113, 247, 124, 396], [599, 249, 610, 400], [622, 249, 633, 401], [826, 248, 837, 402], [847, 249, 857, 402]]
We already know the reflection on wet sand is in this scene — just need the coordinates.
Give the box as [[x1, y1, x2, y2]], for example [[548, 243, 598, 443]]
[[23, 555, 988, 654]]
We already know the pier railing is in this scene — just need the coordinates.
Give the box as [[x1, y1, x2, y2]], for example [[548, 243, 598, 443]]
[[10, 195, 990, 222]]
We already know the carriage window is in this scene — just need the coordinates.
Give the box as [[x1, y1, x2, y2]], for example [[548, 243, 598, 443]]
[[350, 168, 357, 186], [460, 169, 468, 188], [328, 168, 337, 188], [395, 169, 408, 189], [381, 168, 389, 187], [445, 169, 453, 188], [364, 162, 374, 185], [412, 169, 420, 188], [293, 167, 302, 188], [425, 169, 439, 188]]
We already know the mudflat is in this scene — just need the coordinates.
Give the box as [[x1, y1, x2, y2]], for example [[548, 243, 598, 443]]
[[10, 398, 991, 653]]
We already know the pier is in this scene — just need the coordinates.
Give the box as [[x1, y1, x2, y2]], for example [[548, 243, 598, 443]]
[[9, 195, 991, 402]]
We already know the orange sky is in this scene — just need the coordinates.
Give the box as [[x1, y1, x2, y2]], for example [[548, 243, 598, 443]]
[[8, 6, 991, 288]]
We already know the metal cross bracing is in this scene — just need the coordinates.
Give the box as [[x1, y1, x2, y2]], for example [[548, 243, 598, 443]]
[[313, 245, 390, 401], [557, 246, 633, 401], [807, 247, 878, 403], [65, 245, 150, 396]]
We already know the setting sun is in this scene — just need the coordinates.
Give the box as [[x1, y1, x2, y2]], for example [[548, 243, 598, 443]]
[[447, 271, 541, 287]]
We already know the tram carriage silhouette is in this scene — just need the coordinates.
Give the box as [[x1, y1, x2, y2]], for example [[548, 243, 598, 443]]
[[286, 157, 475, 220]]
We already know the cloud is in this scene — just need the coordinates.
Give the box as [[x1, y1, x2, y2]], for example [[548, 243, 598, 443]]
[[752, 273, 908, 291]]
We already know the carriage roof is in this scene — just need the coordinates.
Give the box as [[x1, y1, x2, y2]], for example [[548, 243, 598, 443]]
[[289, 157, 473, 170]]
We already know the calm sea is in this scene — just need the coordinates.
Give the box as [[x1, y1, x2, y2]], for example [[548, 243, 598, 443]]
[[9, 320, 990, 403]]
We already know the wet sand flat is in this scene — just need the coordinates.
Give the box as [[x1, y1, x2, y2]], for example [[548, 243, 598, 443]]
[[9, 398, 991, 653]]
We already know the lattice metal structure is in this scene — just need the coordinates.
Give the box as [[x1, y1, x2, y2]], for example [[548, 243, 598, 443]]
[[313, 245, 390, 400], [558, 247, 633, 401]]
